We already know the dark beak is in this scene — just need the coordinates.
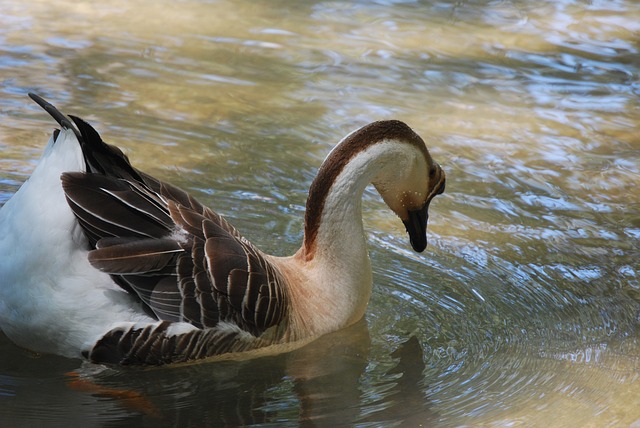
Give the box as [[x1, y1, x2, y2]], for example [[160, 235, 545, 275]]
[[403, 205, 429, 252], [403, 180, 445, 253]]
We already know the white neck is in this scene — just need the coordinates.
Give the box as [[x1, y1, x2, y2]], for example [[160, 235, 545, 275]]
[[310, 147, 375, 321], [286, 140, 424, 336]]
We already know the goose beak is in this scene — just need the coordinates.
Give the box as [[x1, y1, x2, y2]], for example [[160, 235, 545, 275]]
[[403, 180, 445, 253], [403, 205, 429, 252]]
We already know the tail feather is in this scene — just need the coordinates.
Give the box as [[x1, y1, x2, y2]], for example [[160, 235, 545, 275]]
[[29, 93, 145, 184], [28, 93, 81, 140], [68, 115, 145, 183]]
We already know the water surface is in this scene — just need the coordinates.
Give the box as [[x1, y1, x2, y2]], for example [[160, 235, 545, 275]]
[[0, 0, 639, 426]]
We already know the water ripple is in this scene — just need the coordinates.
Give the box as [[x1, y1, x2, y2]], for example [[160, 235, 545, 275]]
[[0, 0, 638, 425]]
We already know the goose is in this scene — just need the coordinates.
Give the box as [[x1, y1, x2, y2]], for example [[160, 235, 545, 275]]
[[0, 94, 445, 365]]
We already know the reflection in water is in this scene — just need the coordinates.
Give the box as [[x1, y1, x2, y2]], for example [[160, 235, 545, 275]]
[[0, 318, 435, 426], [287, 320, 371, 426], [0, 0, 639, 425], [360, 336, 436, 425], [47, 320, 432, 426]]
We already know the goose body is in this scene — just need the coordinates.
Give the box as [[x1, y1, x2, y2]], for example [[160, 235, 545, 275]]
[[0, 94, 445, 365]]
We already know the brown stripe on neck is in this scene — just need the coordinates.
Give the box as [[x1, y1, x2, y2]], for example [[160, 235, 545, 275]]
[[301, 120, 428, 260]]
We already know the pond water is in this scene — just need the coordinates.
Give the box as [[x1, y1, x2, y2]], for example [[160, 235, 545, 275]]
[[0, 0, 639, 426]]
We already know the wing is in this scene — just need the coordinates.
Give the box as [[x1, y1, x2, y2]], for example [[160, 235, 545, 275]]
[[54, 111, 288, 337], [62, 171, 288, 336]]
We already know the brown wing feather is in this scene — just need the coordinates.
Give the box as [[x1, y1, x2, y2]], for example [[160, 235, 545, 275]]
[[87, 321, 271, 365], [63, 168, 289, 337], [167, 201, 288, 336], [87, 238, 183, 274]]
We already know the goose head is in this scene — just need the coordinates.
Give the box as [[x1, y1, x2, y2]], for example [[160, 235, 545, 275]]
[[365, 122, 446, 252], [303, 120, 445, 259]]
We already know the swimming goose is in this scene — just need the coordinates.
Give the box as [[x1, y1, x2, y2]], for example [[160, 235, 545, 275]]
[[0, 94, 445, 365]]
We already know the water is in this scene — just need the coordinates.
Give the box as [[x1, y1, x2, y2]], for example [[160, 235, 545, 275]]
[[0, 0, 639, 425]]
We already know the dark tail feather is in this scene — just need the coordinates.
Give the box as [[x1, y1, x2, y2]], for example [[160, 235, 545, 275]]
[[29, 93, 146, 183], [68, 115, 145, 183], [28, 93, 81, 140]]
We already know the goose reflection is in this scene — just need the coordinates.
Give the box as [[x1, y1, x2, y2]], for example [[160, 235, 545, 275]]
[[59, 320, 436, 426], [359, 335, 437, 426]]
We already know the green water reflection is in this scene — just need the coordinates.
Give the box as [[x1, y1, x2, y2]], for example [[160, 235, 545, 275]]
[[0, 0, 638, 426]]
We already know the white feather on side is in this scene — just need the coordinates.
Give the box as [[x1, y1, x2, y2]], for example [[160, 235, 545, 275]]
[[0, 129, 155, 358]]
